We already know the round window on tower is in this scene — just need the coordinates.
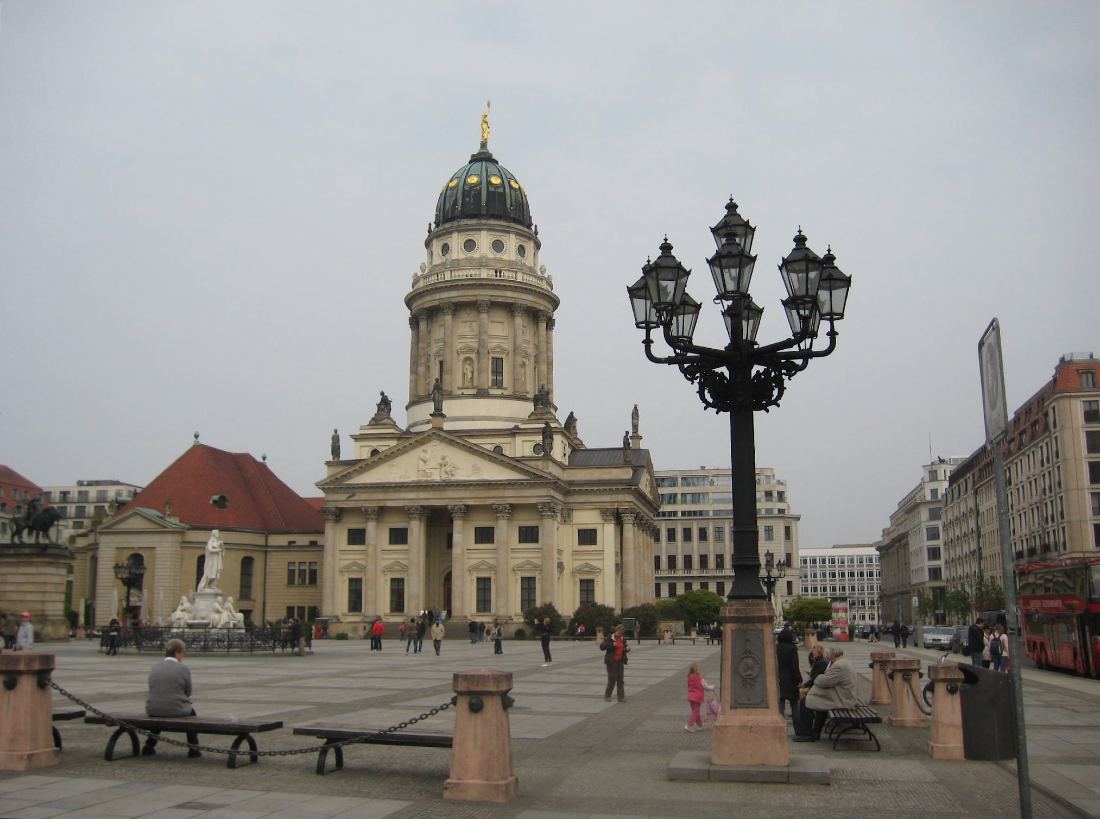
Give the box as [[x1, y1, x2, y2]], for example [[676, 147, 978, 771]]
[[463, 238, 477, 253], [492, 445, 504, 455], [491, 239, 505, 254], [533, 443, 544, 455], [441, 242, 450, 256], [517, 244, 527, 258]]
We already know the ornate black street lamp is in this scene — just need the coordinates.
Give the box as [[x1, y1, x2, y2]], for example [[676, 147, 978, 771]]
[[113, 555, 145, 613], [760, 549, 787, 598], [627, 197, 851, 767]]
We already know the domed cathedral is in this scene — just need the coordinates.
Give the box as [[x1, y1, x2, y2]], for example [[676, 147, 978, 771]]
[[317, 111, 659, 633]]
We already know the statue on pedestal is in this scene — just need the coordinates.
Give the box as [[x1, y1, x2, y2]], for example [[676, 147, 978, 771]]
[[330, 428, 340, 460], [197, 530, 224, 592], [432, 378, 445, 414], [541, 422, 553, 456], [169, 596, 193, 628], [369, 391, 393, 424]]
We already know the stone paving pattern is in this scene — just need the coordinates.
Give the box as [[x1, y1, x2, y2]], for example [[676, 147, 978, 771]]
[[0, 635, 1094, 818]]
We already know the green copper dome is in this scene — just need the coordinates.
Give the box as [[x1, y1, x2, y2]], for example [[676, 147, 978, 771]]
[[434, 145, 532, 229]]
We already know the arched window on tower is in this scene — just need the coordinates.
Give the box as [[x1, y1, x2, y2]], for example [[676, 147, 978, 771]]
[[240, 556, 255, 600], [196, 555, 205, 590]]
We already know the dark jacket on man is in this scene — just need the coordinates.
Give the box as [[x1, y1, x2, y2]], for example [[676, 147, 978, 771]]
[[967, 623, 985, 654], [776, 641, 802, 700]]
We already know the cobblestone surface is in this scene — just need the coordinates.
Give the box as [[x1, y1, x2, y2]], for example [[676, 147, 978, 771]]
[[0, 636, 1091, 817]]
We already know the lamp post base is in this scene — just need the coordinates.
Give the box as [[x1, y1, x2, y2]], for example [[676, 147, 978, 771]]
[[711, 598, 790, 768]]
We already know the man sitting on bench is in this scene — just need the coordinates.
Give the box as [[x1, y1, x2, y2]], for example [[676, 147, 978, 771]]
[[794, 646, 863, 741], [143, 638, 200, 757]]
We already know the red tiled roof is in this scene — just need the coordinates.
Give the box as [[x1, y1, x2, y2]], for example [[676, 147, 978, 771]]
[[0, 465, 43, 497], [126, 444, 323, 533]]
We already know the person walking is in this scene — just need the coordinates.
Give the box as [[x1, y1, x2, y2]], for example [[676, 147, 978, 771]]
[[14, 612, 34, 651], [601, 623, 630, 702], [991, 623, 1009, 671], [892, 620, 901, 649], [431, 618, 445, 656], [537, 617, 553, 666], [398, 619, 407, 649], [776, 627, 802, 721], [143, 639, 199, 757], [899, 623, 910, 648], [415, 617, 427, 653], [491, 621, 503, 655], [684, 662, 714, 731], [370, 618, 384, 651], [468, 620, 477, 644], [967, 617, 986, 666], [105, 618, 121, 656], [405, 618, 417, 653]]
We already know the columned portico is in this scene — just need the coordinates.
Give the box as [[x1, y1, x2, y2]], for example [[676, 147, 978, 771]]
[[406, 505, 426, 615], [601, 508, 619, 609], [449, 504, 468, 617], [321, 507, 341, 616], [620, 509, 637, 609], [538, 501, 559, 608], [363, 506, 381, 616], [492, 504, 512, 616]]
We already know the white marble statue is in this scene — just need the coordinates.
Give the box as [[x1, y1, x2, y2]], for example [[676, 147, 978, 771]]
[[221, 596, 245, 628], [197, 529, 224, 591], [209, 596, 227, 628], [169, 595, 193, 628]]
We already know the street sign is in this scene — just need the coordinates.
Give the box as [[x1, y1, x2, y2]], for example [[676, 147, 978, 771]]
[[979, 319, 1008, 444]]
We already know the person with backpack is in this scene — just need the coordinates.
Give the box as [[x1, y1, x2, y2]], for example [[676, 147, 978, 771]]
[[990, 623, 1009, 671]]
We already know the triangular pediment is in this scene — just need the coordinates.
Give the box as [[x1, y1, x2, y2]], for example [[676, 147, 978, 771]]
[[381, 560, 409, 572], [513, 559, 541, 572], [468, 559, 496, 572], [572, 562, 603, 575], [339, 561, 366, 573], [322, 430, 551, 487], [98, 507, 189, 532]]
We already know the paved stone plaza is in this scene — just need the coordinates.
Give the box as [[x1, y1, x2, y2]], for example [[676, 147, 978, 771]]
[[0, 637, 1095, 818]]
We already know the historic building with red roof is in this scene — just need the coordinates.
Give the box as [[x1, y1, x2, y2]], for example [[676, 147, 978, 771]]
[[0, 464, 44, 542], [71, 443, 324, 626]]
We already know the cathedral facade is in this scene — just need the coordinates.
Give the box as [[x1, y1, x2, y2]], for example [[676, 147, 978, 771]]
[[318, 124, 658, 630]]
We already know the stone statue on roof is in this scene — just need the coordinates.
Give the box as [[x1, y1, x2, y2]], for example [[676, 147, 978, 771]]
[[541, 422, 553, 456], [564, 411, 577, 437], [533, 384, 550, 412], [631, 404, 640, 435], [331, 428, 340, 461], [369, 391, 393, 424], [431, 378, 444, 414]]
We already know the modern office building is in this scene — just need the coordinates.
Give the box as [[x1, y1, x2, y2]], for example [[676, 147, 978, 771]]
[[799, 544, 881, 626], [42, 480, 143, 540], [653, 466, 800, 618]]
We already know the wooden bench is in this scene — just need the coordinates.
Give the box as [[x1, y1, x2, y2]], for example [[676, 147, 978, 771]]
[[824, 705, 882, 751], [85, 715, 283, 768], [292, 725, 453, 775], [52, 709, 85, 750]]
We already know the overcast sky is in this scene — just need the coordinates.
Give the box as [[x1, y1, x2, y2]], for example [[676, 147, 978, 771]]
[[3, 2, 1098, 550]]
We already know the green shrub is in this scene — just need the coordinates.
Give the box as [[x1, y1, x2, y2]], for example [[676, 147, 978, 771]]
[[523, 603, 564, 636], [655, 598, 686, 623], [569, 602, 618, 635], [334, 632, 349, 640], [621, 604, 660, 637]]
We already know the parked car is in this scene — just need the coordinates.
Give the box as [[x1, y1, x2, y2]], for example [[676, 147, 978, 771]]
[[922, 626, 956, 650], [951, 626, 969, 654]]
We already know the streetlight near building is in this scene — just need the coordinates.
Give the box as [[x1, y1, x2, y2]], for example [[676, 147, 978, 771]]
[[627, 197, 851, 769]]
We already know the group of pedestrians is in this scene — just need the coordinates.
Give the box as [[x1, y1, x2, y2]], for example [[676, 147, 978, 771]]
[[966, 617, 1011, 671], [0, 611, 34, 650]]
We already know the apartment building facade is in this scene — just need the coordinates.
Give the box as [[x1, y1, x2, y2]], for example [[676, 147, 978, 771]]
[[43, 480, 143, 541], [799, 544, 881, 626]]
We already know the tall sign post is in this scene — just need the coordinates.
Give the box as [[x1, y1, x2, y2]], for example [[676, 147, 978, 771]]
[[978, 318, 1032, 819]]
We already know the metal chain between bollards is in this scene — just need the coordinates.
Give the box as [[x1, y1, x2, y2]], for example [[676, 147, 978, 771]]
[[47, 678, 454, 757], [903, 673, 933, 716]]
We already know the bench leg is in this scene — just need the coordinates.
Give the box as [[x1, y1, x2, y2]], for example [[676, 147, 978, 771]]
[[53, 726, 62, 751], [228, 734, 258, 769], [105, 727, 139, 761], [831, 722, 881, 751], [315, 739, 344, 775]]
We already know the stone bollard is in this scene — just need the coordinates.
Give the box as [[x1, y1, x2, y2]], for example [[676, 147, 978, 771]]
[[886, 657, 926, 728], [928, 663, 965, 760], [662, 628, 674, 645], [444, 669, 518, 804], [869, 650, 895, 705], [803, 629, 818, 653], [595, 627, 605, 646], [0, 652, 60, 771]]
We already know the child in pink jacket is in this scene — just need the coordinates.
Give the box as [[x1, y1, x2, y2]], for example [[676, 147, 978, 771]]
[[685, 662, 715, 732]]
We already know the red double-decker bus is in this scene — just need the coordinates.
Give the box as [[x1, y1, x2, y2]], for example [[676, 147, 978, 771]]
[[1017, 558, 1100, 677]]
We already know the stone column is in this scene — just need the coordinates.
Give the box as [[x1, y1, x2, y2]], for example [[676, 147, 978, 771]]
[[417, 313, 431, 397], [600, 508, 619, 609], [448, 505, 468, 618], [538, 502, 559, 608], [409, 315, 419, 399], [545, 317, 555, 401], [363, 507, 381, 617], [492, 504, 512, 618], [511, 304, 525, 394], [321, 507, 341, 617], [434, 304, 453, 390], [444, 669, 518, 803], [153, 542, 180, 626], [95, 543, 117, 627], [620, 510, 637, 609], [928, 662, 965, 759], [476, 299, 490, 392], [406, 506, 426, 617], [870, 650, 895, 705], [0, 653, 60, 771], [535, 311, 548, 392], [887, 657, 926, 728]]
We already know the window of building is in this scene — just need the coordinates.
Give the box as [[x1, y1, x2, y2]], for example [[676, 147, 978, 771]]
[[491, 357, 504, 388], [714, 526, 724, 542], [1081, 370, 1097, 390], [927, 547, 941, 561], [297, 562, 308, 585], [660, 493, 678, 505], [309, 561, 318, 585], [655, 583, 661, 598], [239, 556, 254, 599], [389, 578, 405, 613], [666, 527, 676, 543], [681, 476, 709, 486], [929, 487, 940, 500], [684, 554, 693, 571], [668, 554, 677, 571], [928, 567, 943, 580], [347, 578, 363, 613], [682, 527, 693, 543], [668, 582, 677, 597], [715, 553, 725, 570], [474, 526, 495, 544], [1090, 462, 1100, 485], [579, 578, 595, 604], [656, 476, 678, 487], [347, 528, 366, 545], [75, 505, 87, 518], [389, 527, 409, 545], [928, 507, 942, 521], [577, 528, 598, 546], [685, 582, 693, 592], [518, 525, 539, 543], [286, 560, 295, 586], [1091, 493, 1100, 517], [476, 577, 492, 613], [1085, 400, 1100, 424], [521, 576, 536, 612], [763, 525, 774, 541], [681, 492, 710, 504], [1087, 431, 1100, 454], [699, 554, 709, 570], [196, 555, 205, 589], [654, 555, 661, 571], [700, 581, 709, 591], [925, 526, 940, 540], [784, 525, 792, 541], [786, 580, 793, 596], [698, 527, 708, 542], [716, 581, 725, 597]]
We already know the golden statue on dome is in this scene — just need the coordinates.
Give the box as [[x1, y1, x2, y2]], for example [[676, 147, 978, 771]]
[[480, 100, 491, 146]]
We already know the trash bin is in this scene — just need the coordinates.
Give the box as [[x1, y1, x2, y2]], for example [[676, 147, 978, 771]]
[[959, 664, 1017, 760]]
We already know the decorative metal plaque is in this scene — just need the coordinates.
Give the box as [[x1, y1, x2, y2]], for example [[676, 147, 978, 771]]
[[730, 630, 768, 708]]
